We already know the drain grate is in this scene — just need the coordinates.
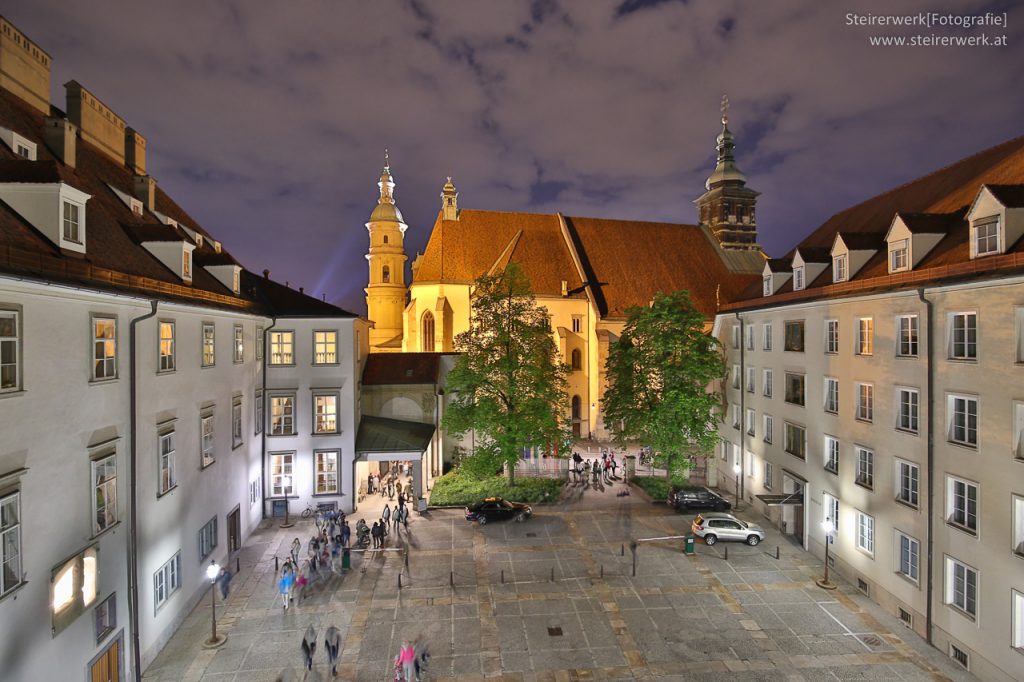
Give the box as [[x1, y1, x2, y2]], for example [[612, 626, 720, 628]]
[[855, 633, 892, 652], [547, 627, 563, 637], [526, 532, 537, 537]]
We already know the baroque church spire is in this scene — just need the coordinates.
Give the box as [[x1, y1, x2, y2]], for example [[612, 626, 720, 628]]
[[441, 175, 458, 220], [365, 150, 408, 352]]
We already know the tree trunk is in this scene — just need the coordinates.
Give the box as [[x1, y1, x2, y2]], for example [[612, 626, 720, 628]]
[[507, 460, 516, 486]]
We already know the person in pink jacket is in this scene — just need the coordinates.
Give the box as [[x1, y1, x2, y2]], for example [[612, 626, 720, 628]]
[[395, 640, 416, 681]]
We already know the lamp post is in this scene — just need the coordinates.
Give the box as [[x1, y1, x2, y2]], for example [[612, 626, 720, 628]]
[[732, 463, 741, 509], [279, 475, 294, 528], [202, 560, 227, 648], [816, 519, 837, 590]]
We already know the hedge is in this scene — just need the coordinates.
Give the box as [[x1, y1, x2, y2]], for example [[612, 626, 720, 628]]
[[631, 475, 697, 501], [428, 472, 563, 506]]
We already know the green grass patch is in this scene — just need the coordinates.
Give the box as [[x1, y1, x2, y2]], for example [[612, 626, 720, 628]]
[[631, 475, 696, 501], [428, 472, 563, 506]]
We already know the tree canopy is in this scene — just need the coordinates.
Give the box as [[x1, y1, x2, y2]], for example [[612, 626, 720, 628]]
[[441, 263, 570, 483], [602, 290, 726, 479]]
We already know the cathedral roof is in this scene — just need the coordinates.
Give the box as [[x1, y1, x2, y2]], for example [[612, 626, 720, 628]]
[[413, 208, 762, 320]]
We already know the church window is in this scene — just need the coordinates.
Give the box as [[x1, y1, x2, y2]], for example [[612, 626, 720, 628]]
[[383, 235, 388, 244], [421, 312, 435, 352], [571, 349, 582, 371], [572, 396, 581, 420], [736, 205, 745, 221], [382, 265, 390, 283]]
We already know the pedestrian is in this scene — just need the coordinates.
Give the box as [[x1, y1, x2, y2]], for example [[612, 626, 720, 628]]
[[401, 504, 410, 530], [341, 520, 351, 548], [393, 505, 402, 532], [413, 635, 429, 681], [398, 491, 406, 510], [216, 566, 232, 600], [301, 624, 317, 671], [396, 640, 416, 682], [612, 456, 619, 478], [290, 537, 301, 566], [382, 502, 392, 530], [371, 521, 380, 549], [324, 624, 342, 677], [278, 568, 294, 610]]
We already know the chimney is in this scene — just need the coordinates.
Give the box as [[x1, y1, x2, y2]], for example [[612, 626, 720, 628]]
[[132, 174, 155, 211], [0, 17, 52, 115], [299, 287, 304, 294], [125, 127, 146, 174], [44, 117, 76, 168], [561, 280, 568, 297], [262, 269, 270, 279]]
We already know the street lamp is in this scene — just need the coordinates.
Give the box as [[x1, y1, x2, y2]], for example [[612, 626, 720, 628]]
[[816, 519, 837, 590], [202, 560, 227, 648], [279, 475, 294, 528], [732, 463, 741, 509]]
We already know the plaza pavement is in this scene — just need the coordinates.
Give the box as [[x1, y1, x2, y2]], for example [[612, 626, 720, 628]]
[[143, 478, 976, 681]]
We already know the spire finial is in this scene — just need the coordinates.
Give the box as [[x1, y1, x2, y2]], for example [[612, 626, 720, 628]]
[[384, 148, 390, 170], [720, 95, 729, 126], [447, 175, 452, 184]]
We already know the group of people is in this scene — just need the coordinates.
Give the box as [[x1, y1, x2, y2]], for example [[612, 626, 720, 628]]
[[277, 513, 354, 609], [570, 450, 620, 486], [366, 465, 413, 501], [363, 493, 412, 549]]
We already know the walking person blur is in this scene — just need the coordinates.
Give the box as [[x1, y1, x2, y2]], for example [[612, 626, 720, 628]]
[[324, 625, 342, 677], [401, 504, 410, 530], [371, 521, 380, 549], [290, 537, 301, 566], [396, 640, 416, 682], [301, 625, 317, 671], [215, 566, 232, 600], [341, 519, 351, 548], [382, 503, 392, 533], [278, 566, 294, 610]]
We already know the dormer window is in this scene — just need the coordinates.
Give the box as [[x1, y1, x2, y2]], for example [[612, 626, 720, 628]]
[[182, 250, 192, 278], [129, 197, 143, 217], [62, 200, 81, 243], [232, 269, 240, 293], [889, 240, 909, 272], [763, 275, 772, 297], [973, 216, 1000, 256], [195, 234, 204, 248], [793, 266, 805, 291], [833, 254, 848, 282], [0, 126, 37, 160]]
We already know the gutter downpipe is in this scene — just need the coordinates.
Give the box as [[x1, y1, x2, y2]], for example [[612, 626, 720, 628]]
[[917, 288, 934, 645], [734, 312, 745, 507], [129, 300, 158, 681], [260, 318, 277, 520]]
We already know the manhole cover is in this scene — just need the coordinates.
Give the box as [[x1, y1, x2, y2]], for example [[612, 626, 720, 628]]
[[526, 532, 537, 537], [547, 627, 563, 637], [855, 633, 892, 651]]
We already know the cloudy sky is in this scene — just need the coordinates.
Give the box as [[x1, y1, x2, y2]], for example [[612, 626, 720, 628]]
[[6, 0, 1023, 312]]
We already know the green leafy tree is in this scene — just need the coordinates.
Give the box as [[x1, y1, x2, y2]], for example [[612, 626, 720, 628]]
[[442, 263, 569, 484], [603, 290, 726, 480]]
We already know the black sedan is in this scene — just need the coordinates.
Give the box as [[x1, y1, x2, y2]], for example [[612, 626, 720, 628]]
[[465, 497, 533, 524], [668, 488, 732, 513]]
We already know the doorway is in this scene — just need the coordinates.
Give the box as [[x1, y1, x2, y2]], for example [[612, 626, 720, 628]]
[[227, 505, 241, 552], [89, 635, 121, 682]]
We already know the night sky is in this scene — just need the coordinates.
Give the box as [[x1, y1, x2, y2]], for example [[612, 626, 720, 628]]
[[5, 1, 1023, 313]]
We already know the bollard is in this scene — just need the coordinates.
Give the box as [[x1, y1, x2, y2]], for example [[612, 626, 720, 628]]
[[405, 550, 409, 569], [600, 564, 604, 579], [450, 571, 454, 587], [236, 557, 240, 573], [275, 556, 279, 572], [501, 569, 504, 584], [724, 545, 728, 561], [550, 567, 554, 582], [775, 546, 780, 560], [398, 574, 402, 590], [621, 543, 624, 556]]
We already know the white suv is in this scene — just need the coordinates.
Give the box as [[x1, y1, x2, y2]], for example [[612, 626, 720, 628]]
[[691, 512, 766, 546]]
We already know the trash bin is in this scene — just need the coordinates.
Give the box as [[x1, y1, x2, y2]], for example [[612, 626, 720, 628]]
[[341, 549, 351, 571], [684, 535, 695, 555]]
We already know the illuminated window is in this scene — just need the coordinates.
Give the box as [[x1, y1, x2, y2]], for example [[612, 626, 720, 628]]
[[233, 324, 244, 363], [270, 453, 294, 496], [890, 240, 909, 272], [200, 412, 214, 467], [270, 393, 295, 435], [232, 396, 243, 448], [857, 318, 873, 355], [92, 316, 117, 380], [158, 321, 175, 372], [158, 429, 175, 495], [382, 265, 390, 282], [92, 454, 117, 535], [314, 330, 338, 364], [201, 322, 215, 367], [51, 546, 99, 634], [269, 331, 294, 365], [0, 308, 21, 392], [315, 450, 339, 494], [313, 393, 338, 434], [182, 250, 191, 278]]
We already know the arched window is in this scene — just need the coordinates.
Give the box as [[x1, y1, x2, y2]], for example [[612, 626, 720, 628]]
[[383, 235, 389, 244], [571, 395, 581, 420], [382, 265, 390, 283], [571, 349, 582, 371], [421, 311, 435, 352]]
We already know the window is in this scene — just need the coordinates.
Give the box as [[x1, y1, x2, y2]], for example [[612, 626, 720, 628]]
[[0, 309, 20, 391], [731, 404, 740, 430], [572, 316, 582, 334], [382, 265, 390, 282], [232, 269, 240, 293], [270, 453, 294, 496], [762, 323, 773, 351], [256, 326, 264, 361], [745, 408, 755, 436], [950, 313, 977, 360], [1, 492, 21, 596], [746, 450, 755, 478], [890, 240, 909, 272], [745, 326, 754, 351], [254, 389, 263, 435], [897, 532, 920, 582], [823, 493, 840, 535], [856, 512, 875, 555], [314, 330, 338, 364], [784, 373, 805, 406], [158, 430, 175, 495], [762, 369, 773, 398], [313, 393, 338, 434], [762, 276, 772, 297], [763, 461, 773, 490], [182, 250, 191, 278], [232, 397, 243, 448], [250, 478, 261, 506], [973, 215, 1000, 256], [1013, 590, 1024, 651], [158, 321, 175, 372], [945, 557, 977, 618], [233, 324, 244, 363], [422, 312, 435, 352], [896, 460, 919, 508], [92, 316, 117, 380], [52, 546, 98, 634], [1014, 496, 1024, 557], [824, 377, 839, 414], [948, 394, 978, 447], [825, 319, 839, 354], [315, 450, 339, 494], [94, 593, 116, 643], [731, 365, 740, 389], [897, 388, 919, 433], [833, 254, 848, 282], [784, 423, 806, 459], [745, 366, 755, 393], [269, 330, 294, 365], [270, 394, 295, 435], [200, 413, 214, 467], [784, 320, 804, 352], [62, 200, 81, 242], [731, 325, 740, 349], [856, 447, 874, 489], [857, 318, 873, 355], [721, 438, 730, 461], [1017, 307, 1024, 363], [1015, 402, 1024, 461], [824, 435, 839, 474], [856, 383, 874, 422], [201, 323, 215, 367], [153, 552, 181, 612], [198, 517, 217, 561], [946, 476, 978, 534], [897, 315, 918, 357], [793, 266, 805, 291], [92, 454, 117, 535], [763, 415, 773, 444], [571, 349, 582, 371]]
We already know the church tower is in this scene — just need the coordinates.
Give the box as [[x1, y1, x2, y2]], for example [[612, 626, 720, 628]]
[[365, 152, 408, 352], [695, 97, 760, 250], [440, 176, 458, 221]]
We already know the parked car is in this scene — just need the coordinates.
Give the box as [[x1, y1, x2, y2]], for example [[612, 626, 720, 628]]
[[465, 497, 532, 525], [691, 512, 765, 546], [669, 488, 731, 512]]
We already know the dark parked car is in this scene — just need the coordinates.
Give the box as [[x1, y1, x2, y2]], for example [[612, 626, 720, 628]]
[[668, 488, 731, 513], [465, 497, 532, 524]]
